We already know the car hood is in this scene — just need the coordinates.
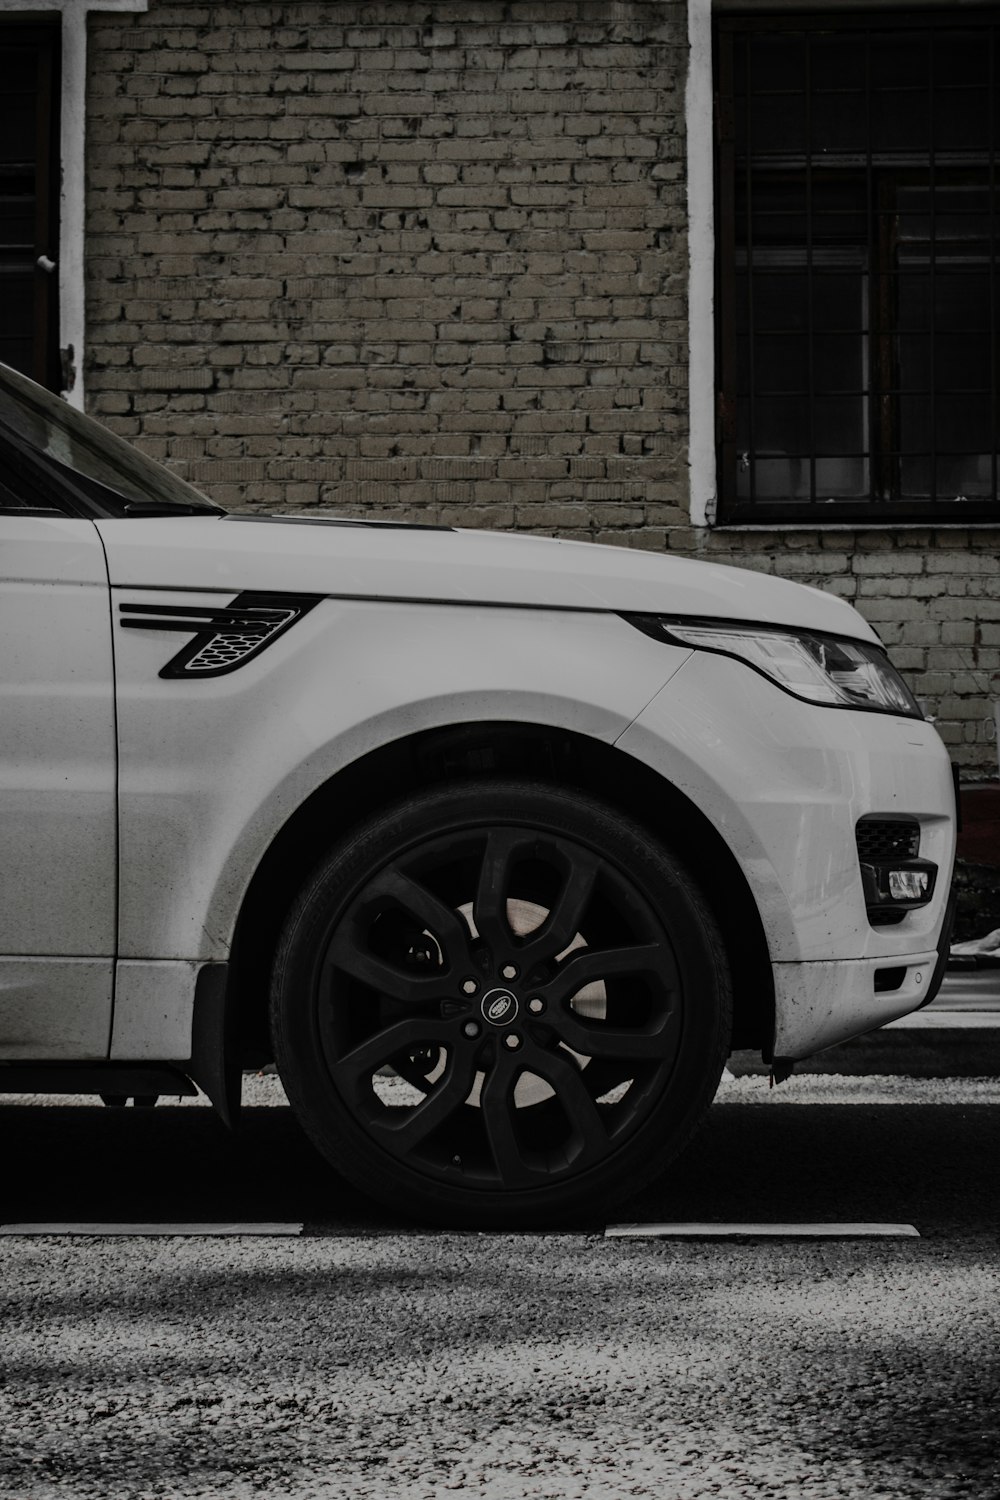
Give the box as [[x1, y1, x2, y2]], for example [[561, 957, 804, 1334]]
[[97, 514, 879, 641]]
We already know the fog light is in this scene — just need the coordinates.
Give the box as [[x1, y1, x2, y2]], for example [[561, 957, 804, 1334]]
[[888, 869, 930, 901], [858, 855, 937, 926]]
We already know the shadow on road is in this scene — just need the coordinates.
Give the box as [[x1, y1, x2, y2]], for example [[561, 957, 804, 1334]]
[[4, 1093, 997, 1237]]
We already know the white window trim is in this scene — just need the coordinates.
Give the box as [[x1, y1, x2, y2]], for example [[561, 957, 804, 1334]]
[[686, 0, 716, 528], [0, 0, 148, 408]]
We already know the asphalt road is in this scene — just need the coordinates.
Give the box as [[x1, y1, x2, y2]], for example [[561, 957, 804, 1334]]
[[1, 1075, 998, 1499]]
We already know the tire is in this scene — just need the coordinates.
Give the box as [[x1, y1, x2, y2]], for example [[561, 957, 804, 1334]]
[[270, 779, 732, 1227]]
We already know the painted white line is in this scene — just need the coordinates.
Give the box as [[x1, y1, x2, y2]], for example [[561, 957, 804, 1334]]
[[883, 1012, 1000, 1029], [0, 1223, 303, 1237], [605, 1222, 920, 1239]]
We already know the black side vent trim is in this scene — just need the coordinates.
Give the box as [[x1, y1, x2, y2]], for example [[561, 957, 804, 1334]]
[[119, 591, 323, 678]]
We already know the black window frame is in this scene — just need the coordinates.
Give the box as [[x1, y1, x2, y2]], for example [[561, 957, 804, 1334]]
[[0, 19, 60, 392], [715, 8, 1000, 525]]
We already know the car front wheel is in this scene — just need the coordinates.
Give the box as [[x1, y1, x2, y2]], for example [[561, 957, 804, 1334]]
[[270, 779, 732, 1227]]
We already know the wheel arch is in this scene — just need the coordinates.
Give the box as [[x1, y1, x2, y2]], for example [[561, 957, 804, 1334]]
[[229, 721, 775, 1066]]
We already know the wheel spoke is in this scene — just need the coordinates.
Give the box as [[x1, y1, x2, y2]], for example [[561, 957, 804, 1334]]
[[529, 1048, 609, 1166], [544, 943, 665, 1008], [479, 1061, 539, 1188], [518, 852, 600, 967], [473, 829, 529, 953], [323, 930, 448, 1004], [371, 1048, 480, 1158], [555, 1008, 680, 1061], [365, 867, 476, 968], [332, 1017, 453, 1083]]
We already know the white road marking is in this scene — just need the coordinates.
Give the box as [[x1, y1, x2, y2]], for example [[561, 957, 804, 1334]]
[[883, 1011, 1000, 1028], [0, 1222, 304, 1237], [605, 1222, 920, 1239]]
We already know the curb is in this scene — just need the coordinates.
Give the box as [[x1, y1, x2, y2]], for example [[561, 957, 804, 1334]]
[[731, 1025, 1000, 1080]]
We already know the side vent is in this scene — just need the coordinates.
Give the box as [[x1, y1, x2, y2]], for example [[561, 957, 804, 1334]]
[[119, 591, 323, 678]]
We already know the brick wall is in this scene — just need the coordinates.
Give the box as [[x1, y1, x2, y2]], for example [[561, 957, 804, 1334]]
[[84, 0, 1000, 774]]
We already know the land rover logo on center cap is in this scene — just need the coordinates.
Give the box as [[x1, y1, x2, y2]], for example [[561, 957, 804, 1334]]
[[481, 988, 519, 1026]]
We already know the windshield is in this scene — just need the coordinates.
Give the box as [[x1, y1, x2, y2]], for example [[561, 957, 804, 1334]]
[[0, 362, 223, 516]]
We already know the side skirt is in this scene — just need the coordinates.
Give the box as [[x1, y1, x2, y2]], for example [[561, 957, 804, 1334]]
[[0, 963, 242, 1126]]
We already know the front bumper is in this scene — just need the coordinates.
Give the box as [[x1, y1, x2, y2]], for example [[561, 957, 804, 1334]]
[[772, 950, 939, 1060], [616, 650, 957, 1060]]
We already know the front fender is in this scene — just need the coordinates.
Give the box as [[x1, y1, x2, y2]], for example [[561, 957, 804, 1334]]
[[113, 595, 690, 961]]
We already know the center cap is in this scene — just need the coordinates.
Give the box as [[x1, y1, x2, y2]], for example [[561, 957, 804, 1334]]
[[480, 987, 519, 1027]]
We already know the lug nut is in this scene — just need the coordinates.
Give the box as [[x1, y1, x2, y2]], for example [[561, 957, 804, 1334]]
[[504, 1033, 521, 1050], [528, 997, 545, 1014], [461, 978, 478, 995], [462, 1020, 480, 1039], [501, 963, 518, 980]]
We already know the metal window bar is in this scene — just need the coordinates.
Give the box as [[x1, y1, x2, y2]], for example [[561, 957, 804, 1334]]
[[715, 9, 1000, 524]]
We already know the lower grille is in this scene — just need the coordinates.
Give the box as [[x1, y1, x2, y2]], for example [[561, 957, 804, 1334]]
[[856, 818, 920, 864]]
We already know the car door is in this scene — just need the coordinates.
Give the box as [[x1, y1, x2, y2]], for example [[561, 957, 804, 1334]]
[[0, 508, 116, 1058]]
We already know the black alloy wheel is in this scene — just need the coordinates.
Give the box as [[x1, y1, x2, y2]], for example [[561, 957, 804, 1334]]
[[270, 780, 732, 1227]]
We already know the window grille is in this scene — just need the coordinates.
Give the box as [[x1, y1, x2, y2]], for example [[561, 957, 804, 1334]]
[[715, 10, 1000, 522]]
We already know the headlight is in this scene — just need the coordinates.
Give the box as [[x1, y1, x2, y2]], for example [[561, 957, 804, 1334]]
[[627, 615, 923, 718]]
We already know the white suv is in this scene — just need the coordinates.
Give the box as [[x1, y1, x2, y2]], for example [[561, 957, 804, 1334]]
[[0, 364, 955, 1224]]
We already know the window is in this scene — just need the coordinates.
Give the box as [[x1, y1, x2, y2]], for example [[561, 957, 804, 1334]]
[[0, 22, 60, 390], [715, 10, 1000, 522]]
